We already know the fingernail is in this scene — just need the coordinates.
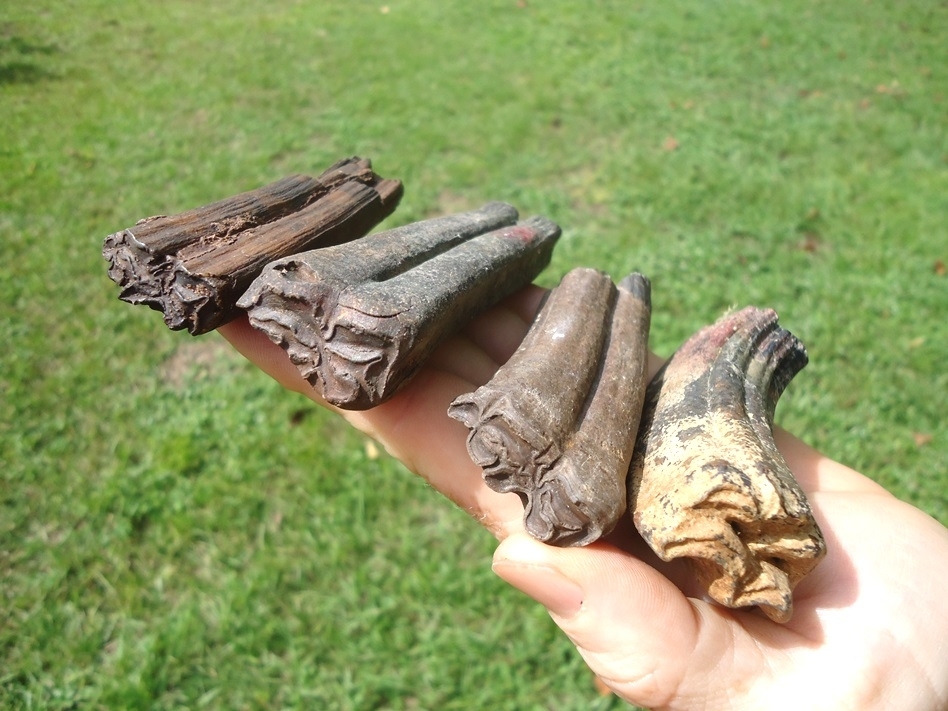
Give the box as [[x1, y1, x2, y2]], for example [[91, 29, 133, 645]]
[[492, 560, 584, 618]]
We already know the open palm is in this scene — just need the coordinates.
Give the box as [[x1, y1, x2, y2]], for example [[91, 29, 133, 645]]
[[220, 286, 948, 711]]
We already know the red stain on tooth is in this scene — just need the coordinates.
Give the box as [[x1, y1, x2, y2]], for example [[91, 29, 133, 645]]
[[504, 225, 537, 243]]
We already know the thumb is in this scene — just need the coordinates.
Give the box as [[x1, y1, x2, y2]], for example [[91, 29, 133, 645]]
[[492, 533, 753, 709]]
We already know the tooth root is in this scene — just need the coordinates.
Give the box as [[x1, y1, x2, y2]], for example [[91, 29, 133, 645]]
[[449, 268, 652, 547], [629, 306, 826, 622]]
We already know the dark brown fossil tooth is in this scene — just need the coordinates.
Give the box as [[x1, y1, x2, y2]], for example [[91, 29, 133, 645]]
[[238, 202, 560, 410], [628, 306, 826, 623], [449, 268, 652, 547], [102, 156, 402, 335]]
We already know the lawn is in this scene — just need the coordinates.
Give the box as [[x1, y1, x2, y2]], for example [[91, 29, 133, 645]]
[[1, 1, 945, 709]]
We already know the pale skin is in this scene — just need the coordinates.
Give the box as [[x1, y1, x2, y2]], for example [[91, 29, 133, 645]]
[[220, 285, 948, 711]]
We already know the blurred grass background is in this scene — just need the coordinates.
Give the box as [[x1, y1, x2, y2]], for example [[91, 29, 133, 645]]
[[1, 1, 945, 708]]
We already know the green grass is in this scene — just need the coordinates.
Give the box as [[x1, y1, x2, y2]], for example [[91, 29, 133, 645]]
[[2, 1, 946, 708]]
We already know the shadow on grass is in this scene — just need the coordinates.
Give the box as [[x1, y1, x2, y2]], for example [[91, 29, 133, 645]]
[[0, 34, 61, 85]]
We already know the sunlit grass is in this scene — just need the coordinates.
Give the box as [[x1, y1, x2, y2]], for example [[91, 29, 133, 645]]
[[2, 1, 945, 708]]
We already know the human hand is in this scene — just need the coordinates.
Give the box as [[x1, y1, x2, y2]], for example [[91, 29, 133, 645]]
[[219, 286, 948, 710], [218, 285, 563, 538]]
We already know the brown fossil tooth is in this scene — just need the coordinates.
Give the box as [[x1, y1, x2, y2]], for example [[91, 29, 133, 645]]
[[449, 268, 652, 546], [238, 203, 560, 410], [102, 156, 402, 335], [629, 306, 826, 623]]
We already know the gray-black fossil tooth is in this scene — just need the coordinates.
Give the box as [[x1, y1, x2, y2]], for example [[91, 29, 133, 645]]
[[238, 202, 560, 409]]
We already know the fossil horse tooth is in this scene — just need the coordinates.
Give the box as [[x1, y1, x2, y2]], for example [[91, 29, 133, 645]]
[[629, 306, 826, 623], [238, 202, 560, 409], [449, 268, 651, 546], [103, 156, 402, 335]]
